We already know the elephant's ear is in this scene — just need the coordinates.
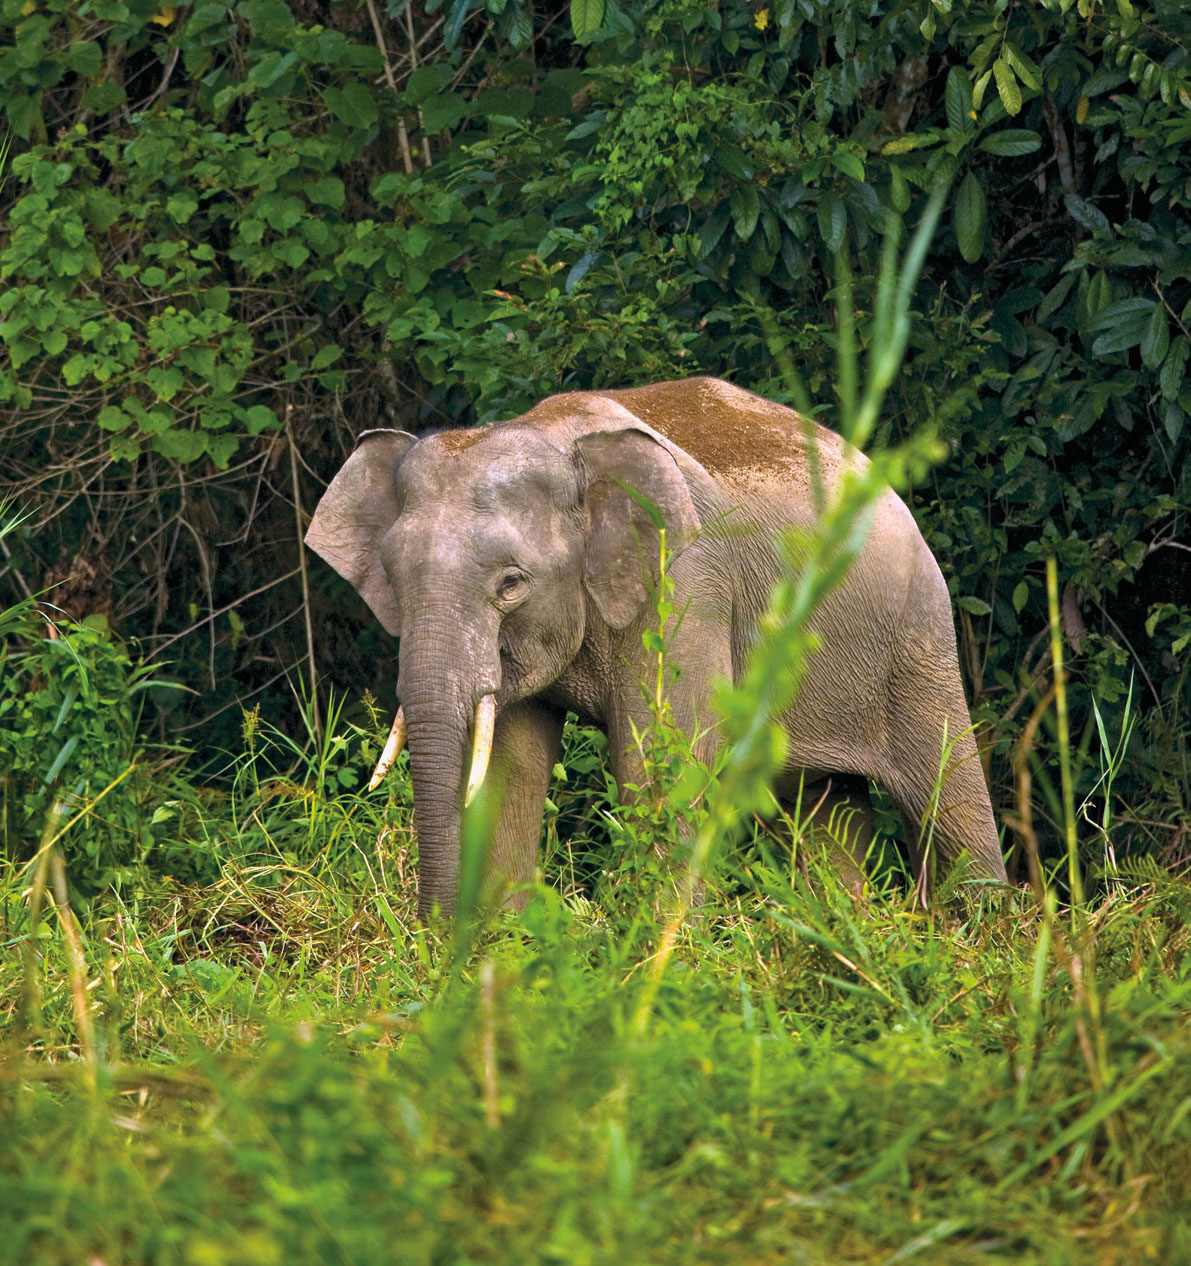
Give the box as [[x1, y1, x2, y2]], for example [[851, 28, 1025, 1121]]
[[576, 428, 701, 630], [305, 429, 417, 637]]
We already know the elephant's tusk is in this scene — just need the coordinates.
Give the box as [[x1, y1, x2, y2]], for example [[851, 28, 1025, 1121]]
[[368, 708, 407, 791], [464, 694, 497, 807]]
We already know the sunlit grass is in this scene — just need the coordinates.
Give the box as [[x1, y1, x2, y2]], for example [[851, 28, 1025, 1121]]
[[3, 777, 1190, 1265]]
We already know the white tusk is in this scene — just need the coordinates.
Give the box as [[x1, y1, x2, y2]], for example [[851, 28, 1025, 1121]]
[[368, 707, 407, 791], [464, 694, 497, 806]]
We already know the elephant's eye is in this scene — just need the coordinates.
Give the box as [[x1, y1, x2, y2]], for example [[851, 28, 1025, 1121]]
[[498, 571, 527, 601]]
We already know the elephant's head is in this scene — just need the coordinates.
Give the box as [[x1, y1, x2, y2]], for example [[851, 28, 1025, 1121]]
[[305, 418, 700, 917]]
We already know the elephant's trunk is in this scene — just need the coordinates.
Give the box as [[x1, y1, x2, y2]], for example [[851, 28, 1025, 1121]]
[[396, 620, 500, 920]]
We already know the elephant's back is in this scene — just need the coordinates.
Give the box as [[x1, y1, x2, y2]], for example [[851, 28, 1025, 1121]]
[[597, 377, 865, 499]]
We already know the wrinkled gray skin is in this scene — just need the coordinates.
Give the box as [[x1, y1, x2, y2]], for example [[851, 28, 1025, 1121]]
[[307, 377, 1006, 919]]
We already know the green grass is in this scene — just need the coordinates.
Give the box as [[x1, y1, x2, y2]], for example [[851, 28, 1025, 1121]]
[[3, 732, 1191, 1266]]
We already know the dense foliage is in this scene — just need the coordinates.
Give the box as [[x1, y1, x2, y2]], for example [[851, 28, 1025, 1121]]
[[2, 0, 1188, 878]]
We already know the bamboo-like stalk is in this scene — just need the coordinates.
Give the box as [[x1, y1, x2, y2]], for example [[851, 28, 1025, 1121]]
[[365, 0, 415, 174], [49, 849, 97, 1091], [288, 407, 322, 747], [405, 4, 433, 167]]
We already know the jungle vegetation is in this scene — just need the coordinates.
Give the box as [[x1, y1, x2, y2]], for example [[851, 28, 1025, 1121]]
[[1, 0, 1189, 1261]]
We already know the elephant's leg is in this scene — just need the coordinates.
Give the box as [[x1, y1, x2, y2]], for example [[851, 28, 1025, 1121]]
[[604, 591, 732, 795], [878, 667, 1005, 888], [479, 698, 566, 910]]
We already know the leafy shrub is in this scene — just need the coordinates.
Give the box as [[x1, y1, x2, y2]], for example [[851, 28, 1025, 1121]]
[[0, 615, 204, 896]]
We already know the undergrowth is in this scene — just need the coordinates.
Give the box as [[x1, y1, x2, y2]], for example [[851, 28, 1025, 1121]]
[[2, 771, 1191, 1264]]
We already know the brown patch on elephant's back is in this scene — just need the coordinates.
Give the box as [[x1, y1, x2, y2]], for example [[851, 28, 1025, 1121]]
[[434, 426, 491, 453], [599, 377, 854, 485]]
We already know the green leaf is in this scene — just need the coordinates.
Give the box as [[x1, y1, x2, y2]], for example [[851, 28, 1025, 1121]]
[[698, 204, 731, 257], [109, 433, 141, 463], [1082, 66, 1129, 99], [1141, 304, 1170, 370], [420, 92, 467, 133], [1036, 272, 1076, 325], [404, 65, 452, 105], [323, 82, 378, 129], [272, 238, 310, 268], [817, 192, 846, 254], [945, 66, 973, 135], [1162, 401, 1184, 444], [993, 57, 1022, 116], [244, 405, 280, 435], [167, 192, 198, 223], [62, 354, 91, 386], [1002, 43, 1041, 92], [444, 0, 474, 48], [954, 171, 987, 263], [889, 165, 910, 214], [8, 338, 40, 370], [729, 185, 760, 240], [97, 405, 130, 432], [81, 82, 126, 112], [260, 196, 304, 234], [311, 344, 342, 371], [1012, 581, 1029, 613], [40, 328, 66, 355], [1064, 195, 1110, 234], [186, 4, 231, 35], [152, 429, 206, 463], [1086, 269, 1112, 318], [476, 86, 535, 121], [830, 151, 865, 181], [978, 129, 1042, 157], [957, 596, 993, 616], [1091, 298, 1156, 355], [571, 0, 604, 39], [6, 93, 42, 140], [84, 188, 121, 231], [715, 144, 753, 180], [179, 346, 216, 378], [565, 251, 597, 292], [306, 177, 344, 208], [881, 132, 943, 157], [505, 6, 533, 50], [1160, 335, 1189, 400], [65, 41, 103, 77], [147, 366, 184, 402], [205, 434, 240, 469]]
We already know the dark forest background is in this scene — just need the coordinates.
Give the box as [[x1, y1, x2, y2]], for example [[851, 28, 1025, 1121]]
[[1, 0, 1188, 887]]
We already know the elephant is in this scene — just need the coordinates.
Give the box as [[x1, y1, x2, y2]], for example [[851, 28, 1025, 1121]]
[[306, 376, 1006, 918]]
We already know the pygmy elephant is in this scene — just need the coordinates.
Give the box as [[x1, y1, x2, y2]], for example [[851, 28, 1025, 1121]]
[[306, 377, 1006, 918]]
